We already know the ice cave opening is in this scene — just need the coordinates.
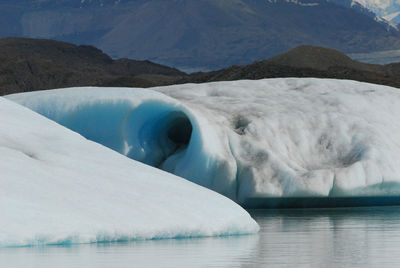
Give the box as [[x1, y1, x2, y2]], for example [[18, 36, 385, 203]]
[[167, 114, 192, 147], [122, 101, 197, 172]]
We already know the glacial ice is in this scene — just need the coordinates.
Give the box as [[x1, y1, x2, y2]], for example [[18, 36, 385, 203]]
[[0, 97, 259, 247], [8, 78, 400, 204]]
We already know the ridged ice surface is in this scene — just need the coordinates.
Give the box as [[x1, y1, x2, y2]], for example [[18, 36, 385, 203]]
[[0, 98, 258, 247], [8, 78, 400, 203]]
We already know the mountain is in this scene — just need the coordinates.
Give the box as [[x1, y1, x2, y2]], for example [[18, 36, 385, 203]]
[[329, 0, 400, 26], [4, 39, 400, 95], [1, 0, 400, 71], [327, 0, 397, 30], [0, 37, 186, 95], [187, 45, 400, 89], [349, 0, 400, 24]]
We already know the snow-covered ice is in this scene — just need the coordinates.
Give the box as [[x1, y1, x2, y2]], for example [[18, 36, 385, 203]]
[[8, 78, 400, 203], [0, 97, 259, 247]]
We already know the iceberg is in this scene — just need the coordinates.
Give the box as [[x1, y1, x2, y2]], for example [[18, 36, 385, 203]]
[[0, 97, 258, 247], [8, 78, 400, 205]]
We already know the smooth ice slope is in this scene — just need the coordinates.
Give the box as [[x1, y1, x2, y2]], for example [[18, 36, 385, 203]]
[[0, 97, 258, 247], [8, 78, 400, 203]]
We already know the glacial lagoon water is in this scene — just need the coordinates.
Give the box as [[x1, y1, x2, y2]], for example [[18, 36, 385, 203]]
[[3, 207, 400, 267]]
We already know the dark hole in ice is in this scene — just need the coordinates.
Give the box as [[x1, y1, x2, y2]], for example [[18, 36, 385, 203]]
[[234, 116, 251, 135], [167, 116, 192, 146]]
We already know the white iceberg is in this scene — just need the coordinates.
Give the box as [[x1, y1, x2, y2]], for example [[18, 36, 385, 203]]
[[8, 78, 400, 204], [0, 97, 258, 247]]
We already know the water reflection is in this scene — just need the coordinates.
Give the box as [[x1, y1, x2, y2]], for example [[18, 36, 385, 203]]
[[248, 207, 400, 267], [3, 207, 400, 267], [0, 234, 258, 268]]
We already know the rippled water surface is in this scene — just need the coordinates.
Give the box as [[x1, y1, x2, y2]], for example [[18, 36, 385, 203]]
[[3, 207, 400, 267]]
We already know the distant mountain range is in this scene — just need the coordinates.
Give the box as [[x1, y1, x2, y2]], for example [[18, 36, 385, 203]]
[[1, 0, 400, 71], [2, 38, 400, 95]]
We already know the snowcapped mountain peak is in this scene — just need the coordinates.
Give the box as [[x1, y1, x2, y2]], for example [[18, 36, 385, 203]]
[[78, 0, 122, 7], [327, 0, 400, 29], [267, 0, 320, 6], [353, 0, 395, 10], [374, 14, 399, 29], [350, 0, 400, 23]]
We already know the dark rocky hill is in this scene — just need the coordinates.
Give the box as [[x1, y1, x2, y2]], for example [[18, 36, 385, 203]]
[[3, 39, 400, 96], [0, 37, 186, 95], [2, 0, 400, 71], [187, 46, 400, 89]]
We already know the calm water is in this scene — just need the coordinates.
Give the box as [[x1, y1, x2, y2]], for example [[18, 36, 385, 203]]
[[3, 207, 400, 267]]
